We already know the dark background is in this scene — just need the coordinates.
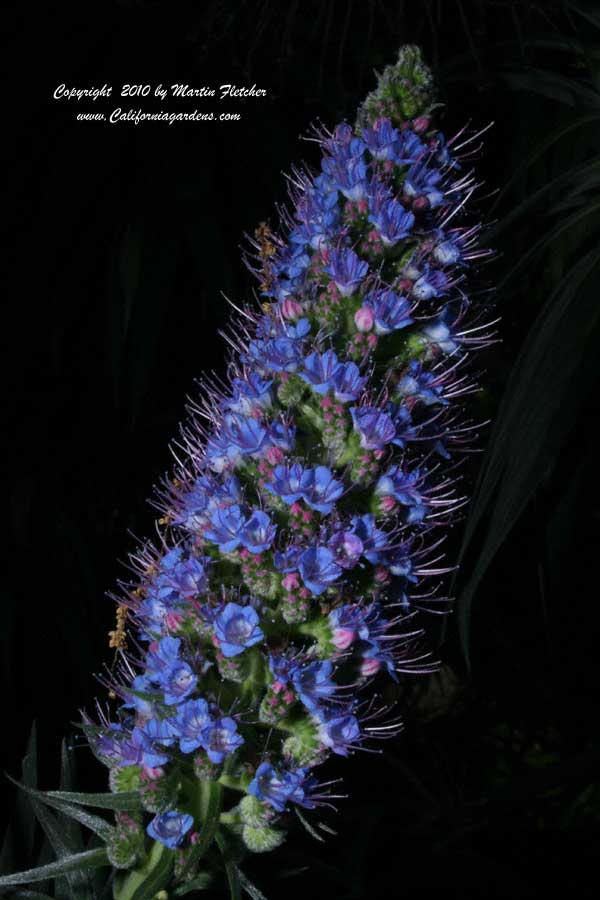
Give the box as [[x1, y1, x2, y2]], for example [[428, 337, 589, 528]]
[[4, 1, 600, 897]]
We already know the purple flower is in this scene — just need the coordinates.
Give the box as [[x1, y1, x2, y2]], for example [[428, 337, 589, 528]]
[[362, 117, 402, 161], [160, 661, 198, 706], [404, 162, 445, 208], [139, 718, 178, 767], [367, 289, 413, 335], [412, 267, 450, 301], [330, 361, 367, 402], [350, 515, 388, 564], [300, 349, 343, 395], [350, 406, 396, 449], [248, 762, 308, 812], [300, 467, 344, 514], [222, 413, 269, 457], [145, 636, 182, 679], [273, 545, 302, 573], [292, 660, 336, 712], [214, 602, 264, 657], [298, 546, 342, 596], [200, 717, 244, 763], [226, 373, 273, 414], [161, 554, 208, 599], [240, 510, 277, 554], [205, 505, 247, 553], [174, 698, 212, 754], [324, 248, 369, 296], [316, 709, 361, 756], [266, 463, 308, 504], [368, 192, 414, 245], [397, 361, 448, 406], [147, 810, 194, 849], [328, 530, 364, 569]]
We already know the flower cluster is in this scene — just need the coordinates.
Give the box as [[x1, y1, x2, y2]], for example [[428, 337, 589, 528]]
[[85, 46, 495, 891]]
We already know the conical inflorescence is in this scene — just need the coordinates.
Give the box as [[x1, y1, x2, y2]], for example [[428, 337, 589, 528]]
[[83, 46, 495, 894]]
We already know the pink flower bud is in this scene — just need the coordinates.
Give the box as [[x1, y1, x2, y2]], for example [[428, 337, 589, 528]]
[[281, 298, 303, 320], [282, 572, 300, 591], [333, 627, 356, 650], [265, 445, 284, 465], [354, 306, 374, 332], [361, 657, 381, 677], [272, 679, 284, 694], [412, 196, 430, 213], [165, 612, 183, 632], [413, 116, 430, 134], [374, 566, 390, 584], [379, 495, 396, 513]]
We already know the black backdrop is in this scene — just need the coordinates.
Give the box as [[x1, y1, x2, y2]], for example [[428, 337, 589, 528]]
[[4, 2, 600, 898]]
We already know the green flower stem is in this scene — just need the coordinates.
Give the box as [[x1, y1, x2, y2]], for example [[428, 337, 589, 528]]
[[113, 841, 172, 900], [178, 780, 223, 880]]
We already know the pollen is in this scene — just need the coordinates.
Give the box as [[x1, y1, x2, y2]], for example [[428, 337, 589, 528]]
[[108, 605, 128, 649]]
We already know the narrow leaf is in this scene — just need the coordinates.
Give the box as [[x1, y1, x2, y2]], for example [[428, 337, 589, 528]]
[[236, 868, 269, 900], [0, 849, 109, 888], [215, 832, 241, 900], [7, 777, 115, 842]]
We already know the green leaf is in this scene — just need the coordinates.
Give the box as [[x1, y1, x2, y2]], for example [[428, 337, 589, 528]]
[[7, 777, 115, 842], [58, 740, 83, 854], [113, 842, 173, 900], [27, 789, 142, 813], [236, 868, 269, 900], [179, 781, 223, 881], [8, 891, 56, 899], [172, 872, 213, 895], [293, 808, 325, 843], [0, 849, 109, 888], [215, 832, 241, 900]]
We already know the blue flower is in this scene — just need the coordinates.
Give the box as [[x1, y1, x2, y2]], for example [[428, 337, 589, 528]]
[[376, 465, 427, 522], [139, 718, 178, 767], [362, 117, 402, 161], [368, 189, 415, 245], [200, 717, 244, 763], [412, 266, 450, 301], [145, 636, 182, 679], [330, 361, 367, 402], [214, 602, 264, 657], [350, 515, 388, 564], [298, 546, 342, 596], [147, 810, 194, 849], [328, 530, 364, 569], [174, 698, 212, 754], [404, 162, 445, 208], [300, 466, 344, 514], [300, 349, 343, 395], [226, 373, 273, 414], [222, 413, 269, 457], [397, 361, 448, 406], [205, 505, 247, 553], [248, 762, 307, 812], [350, 406, 396, 449], [316, 710, 360, 756], [273, 545, 302, 573], [265, 463, 308, 504], [324, 248, 369, 296], [366, 288, 413, 335], [292, 660, 336, 712], [239, 510, 277, 554], [162, 554, 208, 599], [160, 661, 198, 707]]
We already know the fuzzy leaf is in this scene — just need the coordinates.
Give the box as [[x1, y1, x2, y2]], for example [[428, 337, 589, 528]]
[[215, 833, 241, 900], [236, 869, 269, 900], [28, 789, 142, 813], [7, 777, 115, 842], [0, 849, 109, 888]]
